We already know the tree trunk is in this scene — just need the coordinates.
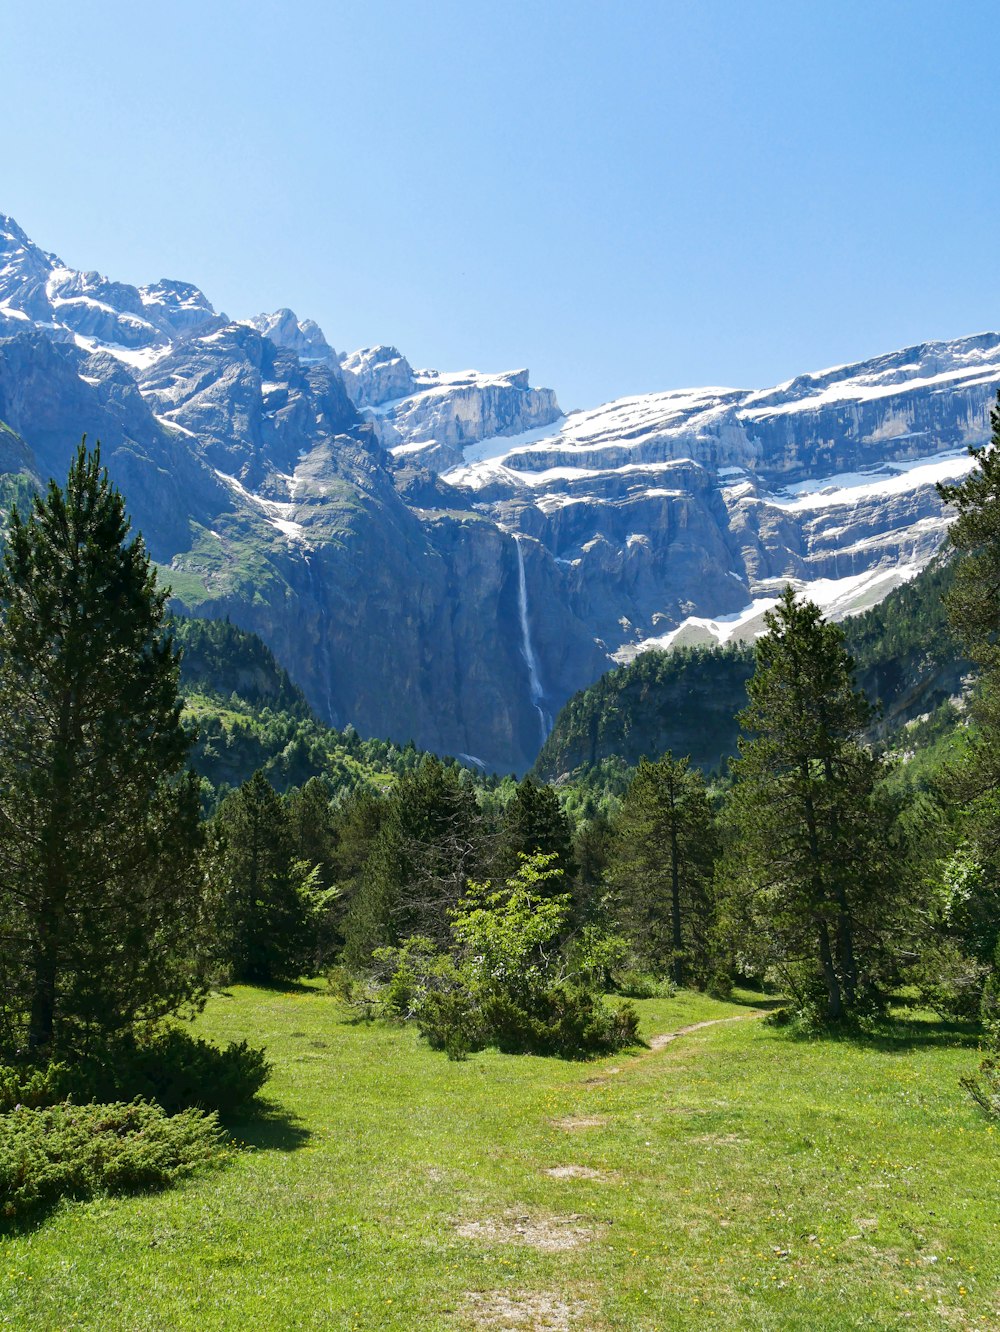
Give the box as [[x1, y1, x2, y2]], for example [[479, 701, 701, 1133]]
[[670, 820, 683, 988], [27, 923, 58, 1049], [817, 920, 843, 1021], [824, 757, 859, 1007]]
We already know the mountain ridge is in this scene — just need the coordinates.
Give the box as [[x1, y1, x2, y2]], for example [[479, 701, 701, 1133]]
[[0, 211, 994, 771]]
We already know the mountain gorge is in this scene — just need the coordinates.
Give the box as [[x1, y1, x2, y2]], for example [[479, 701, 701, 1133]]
[[0, 212, 995, 771]]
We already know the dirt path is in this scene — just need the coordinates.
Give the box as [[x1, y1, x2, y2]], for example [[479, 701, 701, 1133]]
[[647, 1009, 767, 1051]]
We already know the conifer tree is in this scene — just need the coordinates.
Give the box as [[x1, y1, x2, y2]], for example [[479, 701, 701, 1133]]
[[496, 775, 576, 888], [342, 757, 481, 968], [211, 770, 315, 984], [0, 442, 204, 1050], [936, 390, 1000, 972], [721, 588, 901, 1020], [608, 754, 715, 984]]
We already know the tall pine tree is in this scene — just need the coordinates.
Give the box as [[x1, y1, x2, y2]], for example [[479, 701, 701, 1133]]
[[721, 588, 902, 1020], [211, 770, 315, 984], [0, 442, 205, 1051], [937, 390, 1000, 980], [608, 754, 715, 985]]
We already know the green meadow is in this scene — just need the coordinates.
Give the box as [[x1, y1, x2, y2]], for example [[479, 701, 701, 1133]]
[[1, 986, 995, 1331]]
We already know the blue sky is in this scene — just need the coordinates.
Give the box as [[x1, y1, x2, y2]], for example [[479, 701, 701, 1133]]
[[3, 0, 999, 408]]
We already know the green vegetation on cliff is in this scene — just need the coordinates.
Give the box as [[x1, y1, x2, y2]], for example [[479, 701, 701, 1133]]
[[535, 557, 968, 785], [173, 613, 474, 802]]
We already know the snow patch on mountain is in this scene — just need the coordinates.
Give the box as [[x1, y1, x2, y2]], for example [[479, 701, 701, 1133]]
[[616, 562, 925, 661]]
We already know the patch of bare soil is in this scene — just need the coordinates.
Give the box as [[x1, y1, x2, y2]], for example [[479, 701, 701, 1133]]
[[456, 1213, 600, 1252], [544, 1165, 607, 1180], [463, 1289, 591, 1330], [550, 1115, 606, 1131], [689, 1132, 749, 1147]]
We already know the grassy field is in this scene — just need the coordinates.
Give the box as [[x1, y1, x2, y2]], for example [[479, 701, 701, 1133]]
[[1, 985, 996, 1330]]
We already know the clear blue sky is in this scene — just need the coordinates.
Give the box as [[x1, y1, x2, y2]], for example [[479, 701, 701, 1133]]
[[3, 0, 998, 409]]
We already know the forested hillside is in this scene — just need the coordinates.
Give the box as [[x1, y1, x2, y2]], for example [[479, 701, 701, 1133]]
[[534, 556, 968, 783], [173, 614, 464, 801]]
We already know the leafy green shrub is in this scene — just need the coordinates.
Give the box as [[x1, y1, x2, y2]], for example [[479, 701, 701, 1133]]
[[0, 1061, 78, 1114], [912, 939, 991, 1020], [416, 983, 638, 1060], [706, 970, 734, 1001], [416, 990, 483, 1059], [385, 854, 642, 1060], [372, 937, 459, 1022], [0, 1100, 225, 1222], [613, 969, 676, 1000]]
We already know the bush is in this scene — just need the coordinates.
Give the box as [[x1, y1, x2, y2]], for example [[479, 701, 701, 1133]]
[[0, 1099, 225, 1222], [0, 1028, 271, 1119], [613, 969, 675, 1000], [0, 1061, 78, 1114], [416, 990, 483, 1060], [912, 939, 991, 1020], [962, 1055, 1000, 1120], [417, 982, 639, 1060], [92, 1028, 272, 1117], [374, 855, 642, 1060]]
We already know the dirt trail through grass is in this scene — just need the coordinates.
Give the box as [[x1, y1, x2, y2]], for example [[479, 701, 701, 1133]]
[[646, 1010, 768, 1052]]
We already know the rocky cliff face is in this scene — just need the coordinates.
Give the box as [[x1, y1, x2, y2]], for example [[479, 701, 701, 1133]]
[[444, 337, 1000, 659], [0, 214, 598, 771], [0, 211, 995, 771]]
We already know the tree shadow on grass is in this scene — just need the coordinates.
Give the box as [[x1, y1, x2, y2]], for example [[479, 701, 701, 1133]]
[[226, 1098, 311, 1153], [780, 1011, 984, 1052], [728, 990, 786, 1012]]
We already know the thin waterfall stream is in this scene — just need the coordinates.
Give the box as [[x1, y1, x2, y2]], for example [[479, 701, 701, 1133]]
[[513, 534, 551, 747]]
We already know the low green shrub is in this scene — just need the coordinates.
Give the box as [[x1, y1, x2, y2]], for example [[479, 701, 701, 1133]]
[[613, 970, 675, 1000], [373, 856, 641, 1060], [0, 1099, 225, 1223], [95, 1028, 271, 1117], [416, 982, 639, 1060], [0, 1028, 270, 1119], [911, 939, 991, 1021], [962, 1054, 1000, 1120], [0, 1061, 77, 1114]]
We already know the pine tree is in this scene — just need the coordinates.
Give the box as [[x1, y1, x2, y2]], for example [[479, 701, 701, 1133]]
[[721, 588, 901, 1020], [211, 770, 315, 984], [496, 775, 576, 888], [286, 775, 342, 964], [936, 390, 1000, 971], [341, 757, 481, 968], [0, 442, 205, 1051], [608, 754, 715, 985]]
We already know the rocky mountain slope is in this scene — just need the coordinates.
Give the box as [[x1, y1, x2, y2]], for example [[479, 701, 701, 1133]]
[[0, 212, 994, 771]]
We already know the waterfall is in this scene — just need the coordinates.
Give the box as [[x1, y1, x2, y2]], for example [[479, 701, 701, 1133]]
[[513, 534, 551, 746], [304, 552, 337, 725]]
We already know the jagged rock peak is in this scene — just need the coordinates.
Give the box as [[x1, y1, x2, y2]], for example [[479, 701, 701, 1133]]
[[246, 308, 337, 366], [0, 213, 49, 256], [340, 344, 416, 407], [138, 279, 218, 337]]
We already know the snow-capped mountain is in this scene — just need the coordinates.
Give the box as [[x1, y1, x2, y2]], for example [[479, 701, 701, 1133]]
[[437, 337, 997, 661], [0, 211, 994, 771]]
